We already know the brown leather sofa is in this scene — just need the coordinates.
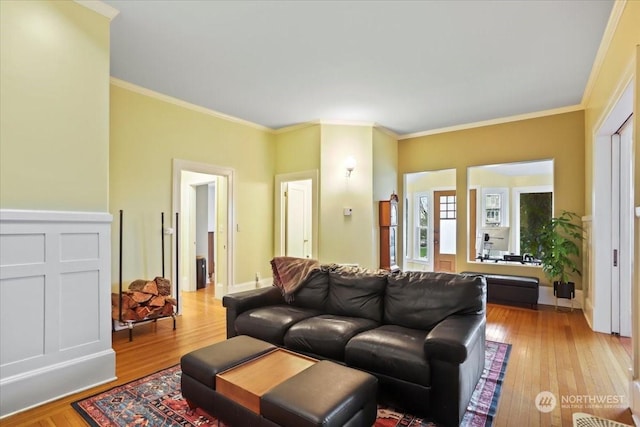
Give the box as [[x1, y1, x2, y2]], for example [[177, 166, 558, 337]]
[[223, 267, 487, 427]]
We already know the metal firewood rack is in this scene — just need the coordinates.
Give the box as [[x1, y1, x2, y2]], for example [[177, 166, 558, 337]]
[[113, 210, 179, 341]]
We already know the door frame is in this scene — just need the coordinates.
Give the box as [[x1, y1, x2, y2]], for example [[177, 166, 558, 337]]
[[172, 159, 235, 299], [433, 189, 457, 272], [285, 180, 312, 258], [592, 79, 634, 334], [274, 170, 318, 259]]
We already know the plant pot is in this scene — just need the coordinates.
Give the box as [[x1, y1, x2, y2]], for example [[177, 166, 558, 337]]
[[553, 281, 575, 299]]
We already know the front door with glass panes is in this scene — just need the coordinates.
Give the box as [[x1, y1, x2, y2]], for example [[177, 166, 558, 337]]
[[434, 190, 456, 272]]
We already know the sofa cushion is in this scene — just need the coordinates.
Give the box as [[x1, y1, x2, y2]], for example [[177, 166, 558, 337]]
[[235, 305, 321, 345], [291, 268, 329, 310], [284, 314, 379, 360], [384, 272, 486, 330], [345, 325, 430, 387], [326, 267, 387, 323]]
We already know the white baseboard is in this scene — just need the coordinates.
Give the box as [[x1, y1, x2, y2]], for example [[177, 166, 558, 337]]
[[215, 278, 272, 299], [538, 286, 583, 309], [230, 278, 272, 294], [632, 380, 640, 426], [0, 349, 116, 419], [214, 282, 224, 299]]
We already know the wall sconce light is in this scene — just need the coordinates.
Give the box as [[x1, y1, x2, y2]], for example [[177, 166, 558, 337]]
[[345, 156, 356, 177]]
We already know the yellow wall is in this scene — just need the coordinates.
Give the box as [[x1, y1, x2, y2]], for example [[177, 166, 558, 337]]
[[274, 124, 397, 269], [372, 128, 398, 201], [372, 128, 399, 269], [584, 1, 640, 214], [468, 168, 552, 188], [399, 111, 585, 286], [110, 84, 275, 285], [407, 169, 457, 193], [320, 124, 376, 268], [274, 124, 321, 174], [0, 0, 110, 211]]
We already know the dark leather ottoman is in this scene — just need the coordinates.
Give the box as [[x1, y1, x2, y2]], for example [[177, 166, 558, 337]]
[[180, 335, 378, 427], [261, 360, 378, 427], [180, 335, 277, 418]]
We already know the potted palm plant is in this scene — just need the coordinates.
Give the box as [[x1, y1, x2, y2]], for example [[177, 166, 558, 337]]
[[539, 211, 584, 301]]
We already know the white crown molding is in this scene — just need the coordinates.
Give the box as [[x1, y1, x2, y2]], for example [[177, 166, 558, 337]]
[[581, 0, 627, 106], [274, 120, 399, 140], [591, 58, 634, 134], [319, 119, 377, 127], [74, 0, 119, 20], [373, 124, 399, 140], [319, 119, 400, 140], [398, 104, 584, 140], [272, 121, 321, 135], [109, 81, 402, 138], [110, 77, 272, 133]]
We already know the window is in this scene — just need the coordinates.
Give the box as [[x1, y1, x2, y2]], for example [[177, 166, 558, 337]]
[[514, 188, 552, 257], [468, 160, 553, 264], [439, 194, 457, 254], [415, 194, 429, 261], [484, 194, 501, 225]]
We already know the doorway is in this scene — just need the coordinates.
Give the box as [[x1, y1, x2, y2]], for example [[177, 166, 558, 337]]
[[612, 116, 633, 337], [434, 190, 457, 272], [284, 180, 312, 258], [195, 182, 217, 288], [592, 81, 634, 338], [592, 79, 636, 420], [403, 169, 456, 272], [173, 159, 234, 301], [274, 170, 318, 259]]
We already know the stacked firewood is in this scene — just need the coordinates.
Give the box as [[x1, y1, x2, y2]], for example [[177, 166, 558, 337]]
[[112, 276, 177, 322]]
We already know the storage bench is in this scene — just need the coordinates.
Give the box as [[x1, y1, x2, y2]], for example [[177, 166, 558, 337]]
[[462, 272, 539, 309]]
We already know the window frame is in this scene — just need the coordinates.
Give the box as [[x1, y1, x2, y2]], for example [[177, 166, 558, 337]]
[[413, 191, 431, 263]]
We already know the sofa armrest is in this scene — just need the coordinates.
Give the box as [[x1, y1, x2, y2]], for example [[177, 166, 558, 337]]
[[222, 287, 285, 338], [223, 286, 285, 312], [424, 314, 486, 364]]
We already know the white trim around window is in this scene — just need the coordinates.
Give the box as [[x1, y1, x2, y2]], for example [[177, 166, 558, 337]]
[[413, 191, 431, 265]]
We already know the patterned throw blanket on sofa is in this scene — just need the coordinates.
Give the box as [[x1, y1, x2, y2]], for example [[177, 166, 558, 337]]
[[270, 257, 321, 302]]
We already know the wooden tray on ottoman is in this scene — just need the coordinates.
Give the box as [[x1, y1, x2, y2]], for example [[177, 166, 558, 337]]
[[216, 348, 317, 414]]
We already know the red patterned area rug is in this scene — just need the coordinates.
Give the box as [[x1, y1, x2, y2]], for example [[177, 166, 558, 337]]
[[72, 341, 510, 427]]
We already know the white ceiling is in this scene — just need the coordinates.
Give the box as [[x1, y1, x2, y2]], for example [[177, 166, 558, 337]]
[[104, 0, 614, 136]]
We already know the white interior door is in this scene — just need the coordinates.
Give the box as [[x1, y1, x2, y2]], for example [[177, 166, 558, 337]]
[[174, 160, 234, 300], [613, 116, 633, 337], [285, 180, 311, 258]]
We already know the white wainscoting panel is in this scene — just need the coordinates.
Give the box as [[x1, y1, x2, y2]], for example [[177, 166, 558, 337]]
[[0, 210, 116, 418]]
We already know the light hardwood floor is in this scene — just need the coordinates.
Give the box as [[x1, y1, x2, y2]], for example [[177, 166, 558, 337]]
[[1, 286, 633, 427]]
